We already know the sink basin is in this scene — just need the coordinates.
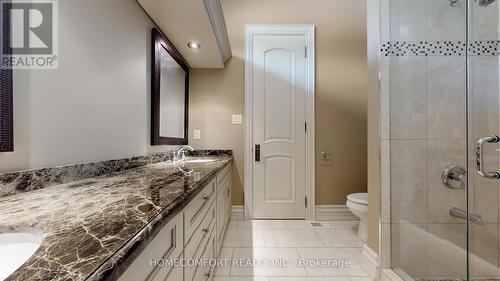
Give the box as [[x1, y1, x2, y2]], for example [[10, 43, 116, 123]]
[[0, 229, 43, 280], [182, 158, 217, 164]]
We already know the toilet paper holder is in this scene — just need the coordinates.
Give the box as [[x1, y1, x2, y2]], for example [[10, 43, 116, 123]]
[[320, 152, 333, 161]]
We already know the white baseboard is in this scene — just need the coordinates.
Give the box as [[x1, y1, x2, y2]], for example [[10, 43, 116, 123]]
[[381, 269, 404, 281], [315, 205, 358, 221], [231, 205, 357, 221], [230, 205, 244, 220], [361, 245, 379, 280]]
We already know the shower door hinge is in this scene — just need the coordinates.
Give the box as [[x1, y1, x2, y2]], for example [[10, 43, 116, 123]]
[[305, 46, 307, 58], [305, 196, 308, 208]]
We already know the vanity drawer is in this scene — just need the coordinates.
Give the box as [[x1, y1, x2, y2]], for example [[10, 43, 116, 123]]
[[191, 222, 217, 281], [185, 209, 216, 281], [185, 200, 216, 260], [217, 174, 231, 247], [150, 253, 183, 281], [184, 177, 216, 243], [118, 213, 183, 281], [216, 189, 225, 248], [216, 163, 231, 192]]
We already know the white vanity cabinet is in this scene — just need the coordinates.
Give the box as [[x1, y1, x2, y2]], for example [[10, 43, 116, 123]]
[[216, 164, 231, 252], [184, 179, 217, 281], [186, 162, 232, 281], [118, 163, 232, 281], [118, 213, 184, 281]]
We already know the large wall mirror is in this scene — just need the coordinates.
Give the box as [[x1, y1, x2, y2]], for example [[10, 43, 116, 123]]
[[151, 28, 189, 145]]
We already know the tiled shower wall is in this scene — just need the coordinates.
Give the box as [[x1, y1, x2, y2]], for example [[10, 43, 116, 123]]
[[379, 0, 500, 279]]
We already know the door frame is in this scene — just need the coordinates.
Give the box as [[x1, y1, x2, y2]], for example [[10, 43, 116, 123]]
[[243, 25, 316, 220]]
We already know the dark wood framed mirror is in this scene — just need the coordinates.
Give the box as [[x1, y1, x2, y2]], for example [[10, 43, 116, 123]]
[[0, 0, 13, 152], [151, 28, 190, 145]]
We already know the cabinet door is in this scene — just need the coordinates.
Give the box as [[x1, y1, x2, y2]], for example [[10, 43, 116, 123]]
[[118, 214, 183, 281], [206, 229, 217, 281], [216, 164, 231, 193], [216, 188, 225, 246], [150, 253, 183, 281], [164, 265, 183, 281], [225, 179, 231, 225]]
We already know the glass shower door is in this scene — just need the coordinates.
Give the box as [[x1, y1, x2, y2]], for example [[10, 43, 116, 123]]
[[467, 0, 500, 279], [382, 0, 500, 280], [383, 0, 469, 279]]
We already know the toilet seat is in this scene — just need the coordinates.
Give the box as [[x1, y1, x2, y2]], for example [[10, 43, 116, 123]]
[[347, 193, 368, 205], [345, 192, 368, 242]]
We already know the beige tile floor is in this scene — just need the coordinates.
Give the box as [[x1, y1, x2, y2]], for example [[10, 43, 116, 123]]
[[214, 220, 371, 281]]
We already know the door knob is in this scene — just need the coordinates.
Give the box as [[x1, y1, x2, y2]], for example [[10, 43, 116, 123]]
[[475, 135, 500, 180]]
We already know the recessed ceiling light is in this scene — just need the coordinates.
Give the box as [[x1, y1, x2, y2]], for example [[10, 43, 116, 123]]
[[187, 42, 201, 49]]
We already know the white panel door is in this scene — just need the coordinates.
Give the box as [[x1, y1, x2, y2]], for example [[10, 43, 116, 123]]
[[251, 34, 307, 219]]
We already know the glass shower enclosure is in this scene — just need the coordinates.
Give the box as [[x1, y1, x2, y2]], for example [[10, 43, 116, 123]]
[[380, 0, 500, 280]]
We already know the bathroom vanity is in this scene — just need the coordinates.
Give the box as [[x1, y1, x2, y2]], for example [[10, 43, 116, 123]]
[[0, 151, 232, 281], [118, 159, 232, 281]]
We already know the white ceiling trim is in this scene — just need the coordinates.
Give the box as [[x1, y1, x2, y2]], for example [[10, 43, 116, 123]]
[[137, 0, 232, 68], [203, 0, 232, 63]]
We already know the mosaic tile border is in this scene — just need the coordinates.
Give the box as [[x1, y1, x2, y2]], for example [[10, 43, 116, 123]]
[[469, 40, 500, 56], [0, 149, 233, 198], [381, 40, 500, 56]]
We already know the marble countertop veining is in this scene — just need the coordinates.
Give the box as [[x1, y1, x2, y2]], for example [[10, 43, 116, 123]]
[[0, 156, 232, 281]]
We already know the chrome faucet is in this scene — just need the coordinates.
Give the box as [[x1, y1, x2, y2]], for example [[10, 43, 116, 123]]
[[175, 145, 194, 161]]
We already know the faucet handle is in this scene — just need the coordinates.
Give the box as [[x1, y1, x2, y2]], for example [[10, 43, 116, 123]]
[[175, 145, 194, 161]]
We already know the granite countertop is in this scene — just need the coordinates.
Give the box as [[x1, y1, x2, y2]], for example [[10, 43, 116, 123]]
[[0, 155, 232, 281]]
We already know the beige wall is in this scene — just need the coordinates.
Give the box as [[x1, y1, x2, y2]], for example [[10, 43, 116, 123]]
[[189, 0, 368, 206], [0, 0, 177, 173], [367, 0, 381, 254]]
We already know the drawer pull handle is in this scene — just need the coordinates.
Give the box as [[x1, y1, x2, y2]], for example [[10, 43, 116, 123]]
[[190, 193, 212, 224], [164, 226, 176, 257]]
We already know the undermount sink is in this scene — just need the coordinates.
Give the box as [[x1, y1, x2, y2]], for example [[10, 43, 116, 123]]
[[0, 229, 44, 281], [182, 158, 217, 164]]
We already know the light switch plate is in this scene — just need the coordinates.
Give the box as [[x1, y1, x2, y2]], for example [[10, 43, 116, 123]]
[[232, 114, 243, 125], [193, 129, 201, 140]]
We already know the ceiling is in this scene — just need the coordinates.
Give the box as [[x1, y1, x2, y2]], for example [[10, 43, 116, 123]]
[[137, 0, 231, 68]]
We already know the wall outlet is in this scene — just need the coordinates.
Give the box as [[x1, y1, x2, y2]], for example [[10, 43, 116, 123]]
[[232, 114, 243, 125], [193, 129, 201, 140]]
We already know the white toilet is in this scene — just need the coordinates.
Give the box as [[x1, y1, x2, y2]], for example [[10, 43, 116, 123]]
[[346, 193, 368, 242]]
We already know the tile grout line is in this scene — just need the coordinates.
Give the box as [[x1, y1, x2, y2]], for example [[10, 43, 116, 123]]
[[294, 247, 309, 277], [228, 247, 234, 277]]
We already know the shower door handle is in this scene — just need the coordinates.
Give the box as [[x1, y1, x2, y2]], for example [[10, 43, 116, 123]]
[[476, 135, 500, 180]]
